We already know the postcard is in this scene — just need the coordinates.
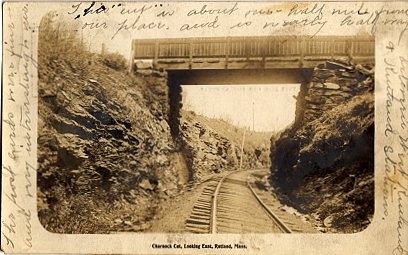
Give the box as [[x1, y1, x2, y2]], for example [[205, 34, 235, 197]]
[[1, 1, 408, 254]]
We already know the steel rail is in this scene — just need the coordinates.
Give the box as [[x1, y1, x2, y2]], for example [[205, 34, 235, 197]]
[[210, 170, 237, 233], [246, 177, 292, 233], [210, 170, 292, 234]]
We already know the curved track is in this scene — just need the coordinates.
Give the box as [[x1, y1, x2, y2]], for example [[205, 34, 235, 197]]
[[185, 170, 292, 234]]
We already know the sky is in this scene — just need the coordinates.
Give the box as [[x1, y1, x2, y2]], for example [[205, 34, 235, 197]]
[[181, 84, 300, 132], [48, 2, 373, 60]]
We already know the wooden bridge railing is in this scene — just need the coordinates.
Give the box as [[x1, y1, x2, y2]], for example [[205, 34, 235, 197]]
[[131, 36, 374, 70]]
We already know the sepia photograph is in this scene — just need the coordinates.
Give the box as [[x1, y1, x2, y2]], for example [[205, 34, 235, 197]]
[[36, 11, 374, 234], [2, 1, 407, 254]]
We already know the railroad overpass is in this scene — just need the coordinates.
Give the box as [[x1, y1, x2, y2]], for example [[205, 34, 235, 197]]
[[130, 36, 374, 71], [129, 36, 374, 137]]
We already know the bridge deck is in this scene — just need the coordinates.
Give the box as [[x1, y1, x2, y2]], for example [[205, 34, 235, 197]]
[[131, 36, 374, 71]]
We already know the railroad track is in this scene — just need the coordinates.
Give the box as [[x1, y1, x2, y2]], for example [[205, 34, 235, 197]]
[[185, 170, 292, 234]]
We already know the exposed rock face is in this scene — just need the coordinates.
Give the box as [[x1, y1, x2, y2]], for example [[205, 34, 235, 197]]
[[38, 44, 271, 232], [270, 60, 374, 233], [180, 116, 237, 180], [37, 54, 185, 233], [180, 111, 270, 181]]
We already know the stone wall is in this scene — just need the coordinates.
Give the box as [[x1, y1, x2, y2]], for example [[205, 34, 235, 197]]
[[301, 60, 374, 124]]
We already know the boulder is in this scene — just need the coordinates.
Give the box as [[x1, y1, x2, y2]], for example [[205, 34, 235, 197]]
[[323, 83, 340, 90], [323, 215, 334, 227], [88, 78, 98, 84], [327, 60, 352, 70], [139, 179, 154, 191]]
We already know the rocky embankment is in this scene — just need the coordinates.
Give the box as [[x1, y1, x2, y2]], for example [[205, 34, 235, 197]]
[[37, 45, 189, 233], [270, 60, 374, 233], [37, 26, 271, 233], [180, 111, 270, 181]]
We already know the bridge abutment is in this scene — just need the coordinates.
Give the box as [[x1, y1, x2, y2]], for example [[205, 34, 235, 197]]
[[302, 61, 374, 124]]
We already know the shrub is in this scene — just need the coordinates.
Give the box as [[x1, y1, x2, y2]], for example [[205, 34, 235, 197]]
[[38, 12, 88, 69], [101, 52, 128, 71]]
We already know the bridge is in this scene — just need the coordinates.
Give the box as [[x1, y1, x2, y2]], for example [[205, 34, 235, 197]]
[[130, 36, 374, 71], [130, 36, 375, 138]]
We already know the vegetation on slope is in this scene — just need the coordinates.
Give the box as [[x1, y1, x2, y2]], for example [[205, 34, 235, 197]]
[[270, 59, 375, 233], [271, 92, 374, 232]]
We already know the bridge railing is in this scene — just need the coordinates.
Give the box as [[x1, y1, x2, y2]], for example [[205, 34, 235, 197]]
[[131, 36, 374, 69]]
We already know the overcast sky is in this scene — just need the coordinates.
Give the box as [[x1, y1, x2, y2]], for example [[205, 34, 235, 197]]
[[181, 84, 300, 132]]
